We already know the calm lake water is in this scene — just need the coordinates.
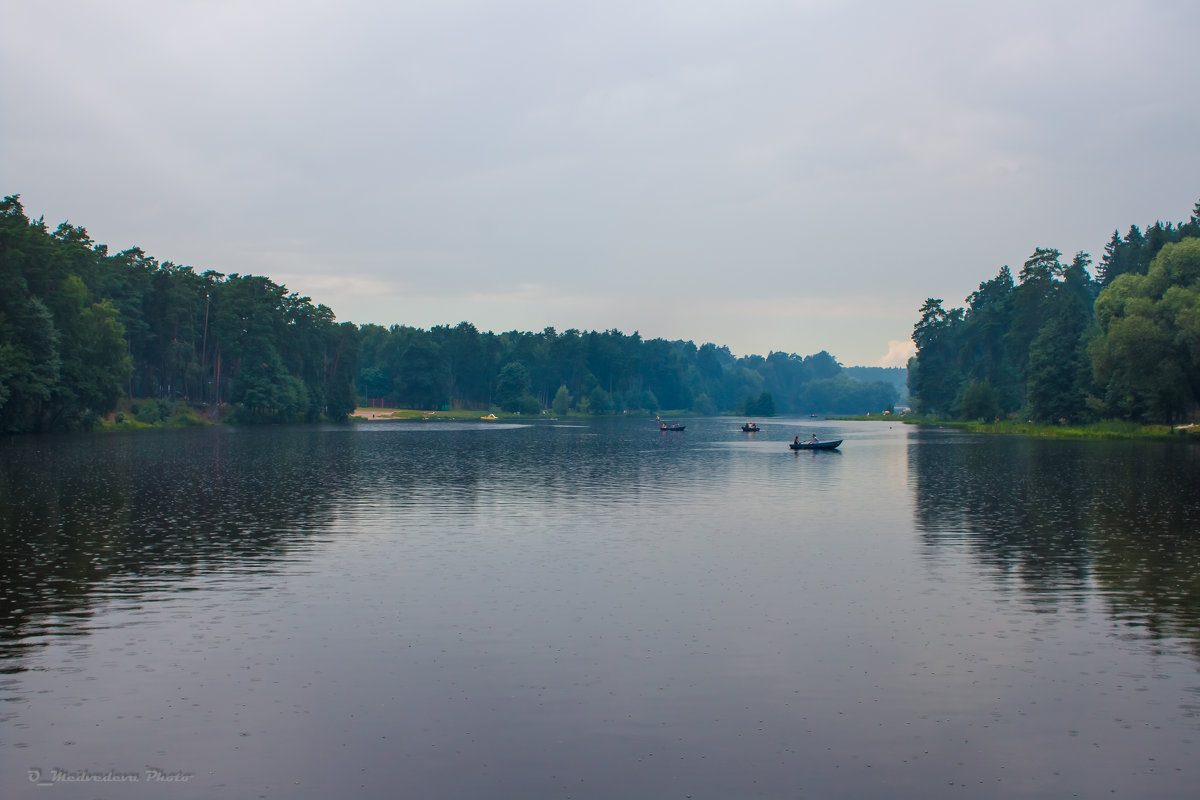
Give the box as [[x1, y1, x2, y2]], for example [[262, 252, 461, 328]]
[[1, 418, 1198, 799]]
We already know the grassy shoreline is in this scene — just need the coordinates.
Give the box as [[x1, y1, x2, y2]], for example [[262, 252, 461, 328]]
[[351, 408, 571, 421], [349, 407, 693, 422], [95, 404, 684, 430], [956, 420, 1196, 439], [833, 413, 1197, 440], [99, 403, 1199, 440]]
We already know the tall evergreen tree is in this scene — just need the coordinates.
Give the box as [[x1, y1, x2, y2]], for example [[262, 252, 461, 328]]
[[1097, 230, 1126, 286], [960, 266, 1021, 413], [910, 298, 965, 415], [1025, 252, 1096, 423], [1123, 225, 1147, 275]]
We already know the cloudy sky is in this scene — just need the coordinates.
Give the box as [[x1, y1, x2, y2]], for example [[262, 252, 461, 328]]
[[4, 1, 1198, 366]]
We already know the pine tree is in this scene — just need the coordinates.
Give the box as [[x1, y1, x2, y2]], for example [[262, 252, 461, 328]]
[[1097, 230, 1125, 286]]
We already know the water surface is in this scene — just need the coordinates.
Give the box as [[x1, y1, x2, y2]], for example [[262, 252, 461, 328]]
[[2, 419, 1198, 798]]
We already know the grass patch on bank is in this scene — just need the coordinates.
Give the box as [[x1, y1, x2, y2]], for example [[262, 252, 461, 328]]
[[350, 407, 562, 421], [100, 399, 214, 430], [351, 408, 683, 422], [962, 419, 1180, 439], [352, 408, 482, 421], [831, 412, 1197, 439]]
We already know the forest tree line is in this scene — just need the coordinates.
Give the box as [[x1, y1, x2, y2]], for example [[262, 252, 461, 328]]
[[0, 194, 896, 433], [909, 199, 1200, 424]]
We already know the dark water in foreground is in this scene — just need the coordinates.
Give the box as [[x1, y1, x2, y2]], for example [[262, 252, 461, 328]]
[[1, 418, 1198, 799]]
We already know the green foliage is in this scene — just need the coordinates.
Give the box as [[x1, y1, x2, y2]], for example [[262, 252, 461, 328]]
[[1090, 238, 1200, 423], [1097, 217, 1197, 287], [962, 418, 1176, 439], [806, 375, 894, 415], [743, 391, 776, 416], [552, 384, 571, 415], [495, 362, 532, 412], [357, 367, 389, 400], [587, 386, 612, 414], [0, 195, 360, 430], [64, 298, 133, 425], [1023, 252, 1095, 424], [108, 397, 208, 429], [960, 380, 1000, 421], [135, 398, 172, 424], [0, 196, 130, 431], [909, 298, 964, 415], [520, 393, 541, 416], [910, 198, 1200, 426], [960, 266, 1022, 414]]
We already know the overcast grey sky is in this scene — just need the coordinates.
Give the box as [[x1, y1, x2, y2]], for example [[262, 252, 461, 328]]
[[4, 0, 1198, 366]]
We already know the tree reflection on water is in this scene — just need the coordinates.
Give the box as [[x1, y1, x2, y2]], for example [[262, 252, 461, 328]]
[[911, 429, 1200, 654]]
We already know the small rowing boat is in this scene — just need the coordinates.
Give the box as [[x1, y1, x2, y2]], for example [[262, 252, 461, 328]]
[[789, 439, 841, 450]]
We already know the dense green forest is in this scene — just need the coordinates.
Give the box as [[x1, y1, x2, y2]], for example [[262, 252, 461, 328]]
[[0, 196, 359, 433], [908, 199, 1200, 425], [0, 194, 896, 433]]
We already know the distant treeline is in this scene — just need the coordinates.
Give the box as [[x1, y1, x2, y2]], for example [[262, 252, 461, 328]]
[[843, 366, 908, 405], [909, 198, 1200, 425], [355, 323, 895, 418], [0, 194, 896, 433]]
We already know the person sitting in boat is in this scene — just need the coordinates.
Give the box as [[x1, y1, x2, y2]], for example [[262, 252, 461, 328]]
[[810, 434, 819, 443], [793, 435, 799, 444]]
